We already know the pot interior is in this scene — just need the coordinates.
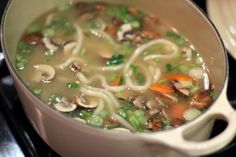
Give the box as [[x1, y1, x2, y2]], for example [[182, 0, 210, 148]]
[[2, 0, 226, 104]]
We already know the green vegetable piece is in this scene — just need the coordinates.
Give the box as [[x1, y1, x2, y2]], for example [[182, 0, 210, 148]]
[[49, 93, 63, 103], [117, 109, 128, 120], [162, 120, 172, 126], [129, 115, 140, 128], [136, 11, 145, 20], [131, 21, 141, 29], [26, 23, 41, 34], [99, 110, 109, 119], [58, 2, 71, 12], [106, 54, 125, 66], [43, 26, 55, 37], [88, 115, 104, 127], [166, 63, 175, 72], [33, 88, 43, 96], [134, 110, 145, 116], [119, 75, 124, 85], [66, 82, 80, 89], [15, 57, 27, 70], [210, 91, 217, 100], [130, 64, 138, 74], [79, 110, 92, 120], [165, 31, 188, 46], [135, 72, 145, 85], [18, 41, 34, 54], [183, 108, 202, 121]]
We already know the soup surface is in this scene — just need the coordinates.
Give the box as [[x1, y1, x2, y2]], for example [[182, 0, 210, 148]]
[[15, 2, 215, 132]]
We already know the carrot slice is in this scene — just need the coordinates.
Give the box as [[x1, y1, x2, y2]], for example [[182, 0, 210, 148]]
[[149, 83, 174, 94], [106, 26, 117, 36], [164, 73, 193, 81], [169, 104, 187, 120]]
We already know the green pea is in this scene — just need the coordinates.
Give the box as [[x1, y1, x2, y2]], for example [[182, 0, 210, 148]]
[[26, 23, 41, 34], [88, 115, 104, 127], [66, 82, 80, 89], [33, 88, 43, 96]]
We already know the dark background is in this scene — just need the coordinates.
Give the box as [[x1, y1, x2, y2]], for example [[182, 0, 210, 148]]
[[0, 0, 236, 157]]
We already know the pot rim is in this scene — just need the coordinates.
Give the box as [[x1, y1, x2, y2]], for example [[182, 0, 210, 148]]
[[0, 0, 229, 137]]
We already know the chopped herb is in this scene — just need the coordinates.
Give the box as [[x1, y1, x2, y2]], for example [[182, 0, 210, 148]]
[[80, 47, 87, 56], [18, 41, 34, 54], [119, 42, 135, 54], [43, 17, 76, 37], [155, 57, 161, 63], [26, 23, 41, 34], [66, 82, 80, 89], [15, 55, 28, 70], [166, 64, 175, 72], [131, 21, 141, 29], [88, 115, 104, 127], [58, 2, 71, 12], [87, 59, 93, 65], [162, 120, 172, 126], [143, 49, 153, 56], [86, 19, 101, 29], [119, 75, 124, 85], [135, 72, 145, 85], [165, 31, 188, 46], [99, 110, 109, 119], [79, 110, 92, 120], [49, 93, 63, 103], [106, 54, 125, 66], [130, 64, 138, 73], [210, 91, 217, 100], [33, 87, 43, 96], [43, 26, 55, 37]]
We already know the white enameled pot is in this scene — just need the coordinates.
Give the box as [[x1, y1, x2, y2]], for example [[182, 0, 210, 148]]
[[1, 0, 236, 157]]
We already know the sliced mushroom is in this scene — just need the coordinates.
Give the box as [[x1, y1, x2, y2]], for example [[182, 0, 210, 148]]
[[172, 80, 193, 97], [54, 98, 77, 112], [33, 64, 55, 83], [132, 95, 146, 109], [145, 99, 161, 115], [24, 32, 43, 45], [117, 23, 133, 41], [63, 41, 77, 55], [190, 90, 213, 109], [42, 37, 58, 51], [73, 117, 87, 123], [171, 118, 185, 127], [69, 62, 82, 73], [147, 117, 162, 131], [112, 128, 131, 132], [74, 96, 99, 108], [51, 37, 66, 47]]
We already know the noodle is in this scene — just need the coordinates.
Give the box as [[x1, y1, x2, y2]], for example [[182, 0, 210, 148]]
[[57, 57, 85, 69], [143, 39, 179, 61], [72, 25, 84, 55], [77, 72, 125, 92], [112, 114, 136, 132]]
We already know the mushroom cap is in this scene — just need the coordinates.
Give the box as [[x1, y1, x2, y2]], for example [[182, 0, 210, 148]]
[[54, 102, 77, 112], [33, 64, 55, 83], [112, 128, 131, 132], [74, 96, 99, 108]]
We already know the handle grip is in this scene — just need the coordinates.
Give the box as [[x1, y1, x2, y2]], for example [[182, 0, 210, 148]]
[[140, 87, 236, 156]]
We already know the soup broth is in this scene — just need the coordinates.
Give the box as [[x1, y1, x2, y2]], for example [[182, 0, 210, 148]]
[[15, 2, 215, 132]]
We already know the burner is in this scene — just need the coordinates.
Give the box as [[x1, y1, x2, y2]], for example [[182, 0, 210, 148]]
[[0, 1, 236, 157]]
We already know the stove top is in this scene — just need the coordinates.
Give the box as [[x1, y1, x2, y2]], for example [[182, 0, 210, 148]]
[[0, 1, 236, 157]]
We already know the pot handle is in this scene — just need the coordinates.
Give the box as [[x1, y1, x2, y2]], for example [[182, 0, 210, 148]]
[[141, 90, 236, 156]]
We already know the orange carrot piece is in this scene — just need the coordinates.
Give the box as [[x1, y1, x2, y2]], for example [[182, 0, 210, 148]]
[[106, 26, 117, 36], [111, 76, 121, 86], [164, 73, 193, 81], [128, 7, 138, 16], [149, 83, 174, 94], [169, 104, 187, 120]]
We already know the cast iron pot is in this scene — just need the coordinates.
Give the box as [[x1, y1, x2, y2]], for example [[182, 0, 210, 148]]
[[1, 0, 236, 157]]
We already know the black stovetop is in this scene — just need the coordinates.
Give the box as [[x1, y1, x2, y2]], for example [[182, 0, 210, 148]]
[[0, 1, 236, 157]]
